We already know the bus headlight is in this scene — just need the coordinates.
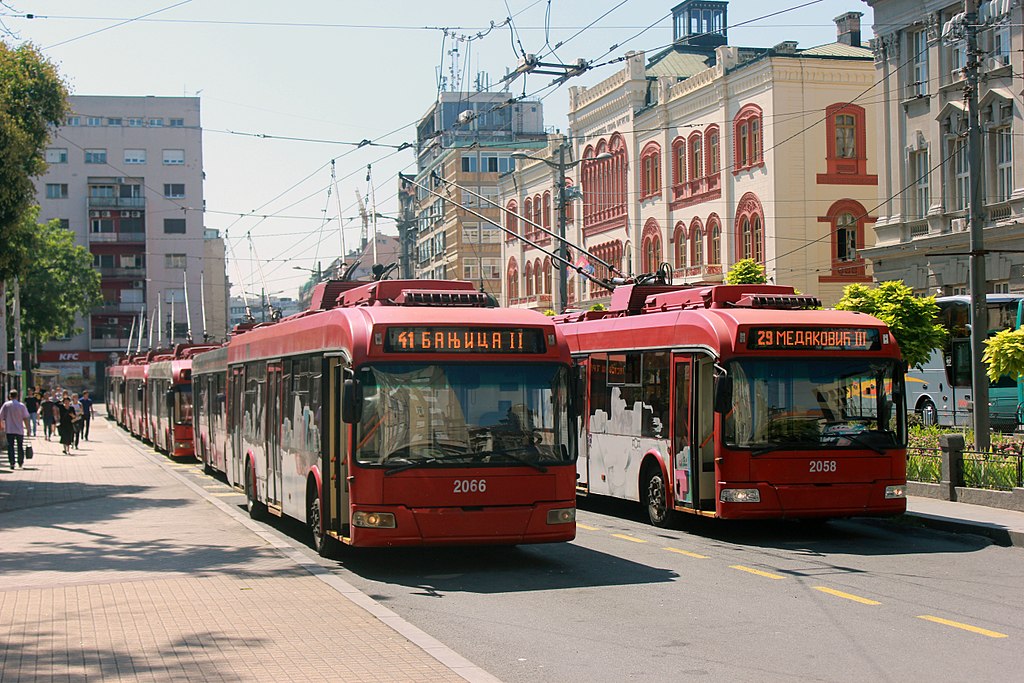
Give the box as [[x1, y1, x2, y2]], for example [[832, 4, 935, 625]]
[[884, 485, 906, 499], [720, 488, 761, 503], [352, 511, 397, 528], [546, 508, 575, 524]]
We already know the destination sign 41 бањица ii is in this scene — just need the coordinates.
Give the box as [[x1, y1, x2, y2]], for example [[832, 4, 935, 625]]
[[384, 327, 547, 353]]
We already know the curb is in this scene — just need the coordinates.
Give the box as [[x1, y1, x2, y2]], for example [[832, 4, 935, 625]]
[[903, 511, 1024, 548], [110, 424, 502, 683]]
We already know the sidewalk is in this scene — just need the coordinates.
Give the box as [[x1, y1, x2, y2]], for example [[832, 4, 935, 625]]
[[0, 418, 497, 682], [905, 495, 1024, 548]]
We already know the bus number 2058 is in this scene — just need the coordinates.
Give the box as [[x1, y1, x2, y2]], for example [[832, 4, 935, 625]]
[[809, 460, 837, 473]]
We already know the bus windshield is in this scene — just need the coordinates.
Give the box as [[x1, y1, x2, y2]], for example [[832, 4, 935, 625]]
[[175, 386, 193, 425], [354, 363, 574, 468], [722, 358, 905, 451]]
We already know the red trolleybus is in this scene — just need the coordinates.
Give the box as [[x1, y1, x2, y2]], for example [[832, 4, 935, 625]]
[[106, 360, 128, 423], [148, 344, 219, 457], [123, 354, 153, 441], [556, 283, 907, 526], [194, 345, 228, 474], [193, 279, 578, 552]]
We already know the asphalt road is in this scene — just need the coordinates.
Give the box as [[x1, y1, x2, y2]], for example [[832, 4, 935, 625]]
[[170, 457, 1023, 683]]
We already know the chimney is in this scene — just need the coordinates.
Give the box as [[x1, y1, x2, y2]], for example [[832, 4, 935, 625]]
[[834, 11, 863, 47]]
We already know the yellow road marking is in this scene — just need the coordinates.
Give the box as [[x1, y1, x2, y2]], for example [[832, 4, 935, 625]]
[[203, 485, 229, 490], [730, 565, 785, 580], [211, 492, 241, 497], [917, 615, 1008, 639], [577, 523, 600, 531], [663, 547, 708, 559], [611, 533, 647, 544], [814, 586, 881, 605]]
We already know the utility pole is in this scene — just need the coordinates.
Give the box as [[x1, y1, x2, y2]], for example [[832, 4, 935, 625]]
[[556, 138, 570, 313], [965, 0, 990, 450]]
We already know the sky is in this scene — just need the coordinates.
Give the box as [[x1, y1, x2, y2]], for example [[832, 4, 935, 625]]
[[2, 0, 874, 301]]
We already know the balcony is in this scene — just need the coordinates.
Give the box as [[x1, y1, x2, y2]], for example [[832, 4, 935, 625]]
[[90, 337, 137, 352], [88, 197, 146, 209], [670, 173, 722, 210], [93, 302, 145, 314], [97, 267, 146, 279], [88, 232, 146, 243], [676, 264, 724, 284]]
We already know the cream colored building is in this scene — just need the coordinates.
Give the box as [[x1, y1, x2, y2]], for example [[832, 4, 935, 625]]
[[862, 0, 1024, 293], [557, 1, 881, 308]]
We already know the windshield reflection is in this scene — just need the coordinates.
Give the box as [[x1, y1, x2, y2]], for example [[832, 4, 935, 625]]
[[722, 358, 905, 451], [355, 363, 573, 468]]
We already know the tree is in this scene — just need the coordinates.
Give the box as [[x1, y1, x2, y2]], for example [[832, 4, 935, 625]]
[[982, 328, 1024, 383], [724, 258, 767, 284], [835, 281, 945, 369], [0, 41, 69, 282], [15, 209, 102, 345]]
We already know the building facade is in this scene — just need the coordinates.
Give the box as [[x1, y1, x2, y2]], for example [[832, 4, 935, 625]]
[[413, 92, 548, 300], [863, 0, 1024, 293], [33, 95, 219, 396], [561, 1, 881, 308]]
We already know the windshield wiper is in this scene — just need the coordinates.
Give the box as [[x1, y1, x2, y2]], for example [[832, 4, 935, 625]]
[[383, 457, 442, 476], [830, 430, 887, 455], [474, 448, 548, 473]]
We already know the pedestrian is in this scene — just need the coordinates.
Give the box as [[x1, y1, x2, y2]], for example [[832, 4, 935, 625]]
[[56, 396, 76, 456], [0, 389, 31, 469], [24, 390, 39, 437], [71, 393, 84, 449], [40, 393, 56, 440], [80, 390, 94, 441]]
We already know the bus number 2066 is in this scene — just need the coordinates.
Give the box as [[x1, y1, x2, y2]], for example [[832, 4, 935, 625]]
[[809, 460, 837, 473], [454, 479, 487, 493]]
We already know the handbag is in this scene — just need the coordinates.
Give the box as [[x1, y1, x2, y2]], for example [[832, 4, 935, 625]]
[[25, 444, 33, 460]]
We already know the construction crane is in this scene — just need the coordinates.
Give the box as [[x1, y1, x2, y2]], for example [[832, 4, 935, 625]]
[[354, 189, 369, 251]]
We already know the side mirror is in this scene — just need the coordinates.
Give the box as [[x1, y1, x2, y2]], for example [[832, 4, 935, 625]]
[[714, 375, 733, 414], [341, 377, 363, 424]]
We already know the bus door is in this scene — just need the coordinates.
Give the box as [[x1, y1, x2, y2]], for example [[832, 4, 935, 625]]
[[229, 366, 245, 488], [325, 357, 350, 537], [671, 356, 695, 508], [575, 358, 590, 492], [265, 362, 284, 509], [695, 356, 716, 511]]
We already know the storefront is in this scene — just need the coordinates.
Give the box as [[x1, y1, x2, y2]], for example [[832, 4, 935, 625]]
[[35, 351, 113, 401]]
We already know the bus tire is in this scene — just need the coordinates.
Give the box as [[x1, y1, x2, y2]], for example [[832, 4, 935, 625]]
[[307, 483, 336, 558], [245, 459, 265, 520], [642, 465, 675, 528], [916, 397, 936, 425]]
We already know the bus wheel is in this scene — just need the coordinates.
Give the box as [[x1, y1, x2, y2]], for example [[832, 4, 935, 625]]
[[245, 460, 265, 520], [308, 494, 333, 557], [643, 466, 675, 528], [917, 398, 936, 426]]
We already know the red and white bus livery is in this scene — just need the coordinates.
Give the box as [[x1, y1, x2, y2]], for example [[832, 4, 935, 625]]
[[147, 344, 219, 457], [556, 283, 907, 525], [193, 279, 578, 551]]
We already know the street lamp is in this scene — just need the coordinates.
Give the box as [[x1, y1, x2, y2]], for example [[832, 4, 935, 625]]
[[511, 146, 612, 312]]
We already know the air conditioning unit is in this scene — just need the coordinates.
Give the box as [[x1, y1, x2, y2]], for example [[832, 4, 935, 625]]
[[121, 210, 131, 217], [132, 281, 145, 289], [951, 218, 969, 232], [132, 211, 142, 218], [115, 177, 125, 184], [101, 211, 111, 218], [90, 210, 100, 218], [107, 318, 119, 325]]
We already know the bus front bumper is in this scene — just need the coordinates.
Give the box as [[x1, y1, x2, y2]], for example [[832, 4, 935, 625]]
[[715, 481, 907, 520]]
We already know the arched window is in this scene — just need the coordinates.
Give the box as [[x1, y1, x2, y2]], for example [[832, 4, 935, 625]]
[[734, 104, 764, 171], [534, 258, 543, 296], [690, 219, 704, 268], [543, 257, 552, 295], [817, 199, 873, 281], [505, 200, 518, 242], [525, 261, 534, 296], [688, 132, 703, 181], [673, 222, 687, 268], [533, 194, 542, 236], [705, 125, 720, 175], [707, 214, 722, 266], [582, 135, 628, 231], [642, 220, 662, 273], [818, 103, 876, 184], [640, 142, 662, 199], [735, 193, 765, 263], [672, 137, 686, 186], [506, 257, 519, 301], [523, 197, 533, 237], [542, 192, 552, 230]]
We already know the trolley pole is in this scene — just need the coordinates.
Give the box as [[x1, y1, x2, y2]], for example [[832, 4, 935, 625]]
[[965, 0, 990, 450]]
